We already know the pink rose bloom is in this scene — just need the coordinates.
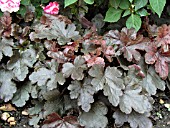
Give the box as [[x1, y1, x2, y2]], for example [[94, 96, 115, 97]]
[[43, 2, 59, 15], [0, 0, 21, 13]]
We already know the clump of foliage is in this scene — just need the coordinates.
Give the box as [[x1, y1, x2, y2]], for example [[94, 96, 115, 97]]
[[0, 0, 170, 128]]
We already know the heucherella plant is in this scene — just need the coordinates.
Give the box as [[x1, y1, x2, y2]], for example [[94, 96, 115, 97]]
[[0, 0, 21, 13]]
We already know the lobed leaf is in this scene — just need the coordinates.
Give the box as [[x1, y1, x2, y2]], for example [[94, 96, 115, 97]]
[[0, 37, 14, 62], [68, 77, 95, 112], [7, 48, 37, 81], [113, 110, 153, 128], [62, 56, 87, 80], [78, 102, 108, 128], [0, 69, 16, 102]]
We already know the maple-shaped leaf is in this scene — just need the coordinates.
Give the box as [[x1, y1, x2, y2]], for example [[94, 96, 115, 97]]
[[12, 82, 36, 107], [7, 48, 37, 81], [113, 110, 153, 128], [103, 66, 124, 106], [43, 94, 77, 117], [88, 64, 105, 91], [78, 102, 108, 128], [29, 59, 65, 90], [68, 77, 95, 112], [62, 56, 87, 80], [28, 102, 44, 128], [0, 37, 14, 62], [30, 15, 80, 45], [42, 113, 81, 128], [141, 66, 165, 95], [0, 69, 16, 102], [119, 76, 152, 114]]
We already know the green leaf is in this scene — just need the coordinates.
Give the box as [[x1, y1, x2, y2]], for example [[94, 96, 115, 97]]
[[136, 8, 149, 17], [129, 0, 133, 3], [65, 0, 78, 7], [119, 0, 130, 9], [12, 82, 32, 107], [79, 102, 108, 127], [134, 0, 148, 11], [29, 59, 65, 90], [21, 0, 30, 5], [113, 110, 153, 128], [126, 14, 142, 31], [110, 0, 121, 9], [0, 37, 14, 62], [0, 69, 16, 102], [68, 77, 95, 112], [149, 0, 166, 17], [84, 0, 94, 4], [41, 0, 49, 3], [122, 9, 131, 17], [7, 48, 37, 81], [104, 8, 123, 22], [62, 56, 87, 80]]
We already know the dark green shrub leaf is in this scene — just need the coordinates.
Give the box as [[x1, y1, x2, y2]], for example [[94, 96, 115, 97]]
[[64, 0, 78, 7], [134, 0, 148, 11], [104, 7, 123, 23], [7, 48, 37, 81], [119, 0, 130, 9], [126, 14, 142, 31], [0, 37, 14, 62], [0, 69, 16, 102], [149, 0, 166, 17], [122, 9, 131, 17], [136, 8, 149, 17], [68, 77, 95, 112], [78, 102, 108, 128], [113, 110, 153, 128], [21, 0, 30, 5], [84, 0, 94, 4], [62, 56, 87, 80], [110, 0, 121, 9]]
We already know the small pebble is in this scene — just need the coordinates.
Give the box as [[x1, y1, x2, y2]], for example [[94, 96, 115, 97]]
[[159, 99, 164, 104], [7, 117, 15, 122], [22, 111, 28, 116], [1, 112, 10, 121], [9, 121, 16, 126]]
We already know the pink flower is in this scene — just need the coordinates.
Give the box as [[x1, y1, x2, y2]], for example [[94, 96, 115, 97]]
[[0, 0, 21, 13], [43, 2, 59, 15]]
